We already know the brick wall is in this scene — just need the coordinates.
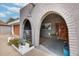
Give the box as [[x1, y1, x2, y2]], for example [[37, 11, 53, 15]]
[[14, 25, 20, 36]]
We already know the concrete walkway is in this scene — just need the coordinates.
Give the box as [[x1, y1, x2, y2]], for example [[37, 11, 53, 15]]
[[24, 48, 51, 56], [0, 35, 50, 56]]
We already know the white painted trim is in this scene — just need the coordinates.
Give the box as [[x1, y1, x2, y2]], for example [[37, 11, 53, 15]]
[[12, 25, 14, 35], [12, 44, 34, 55], [8, 20, 20, 25]]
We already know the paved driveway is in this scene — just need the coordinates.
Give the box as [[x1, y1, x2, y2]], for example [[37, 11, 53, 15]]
[[0, 35, 20, 56], [0, 34, 50, 56]]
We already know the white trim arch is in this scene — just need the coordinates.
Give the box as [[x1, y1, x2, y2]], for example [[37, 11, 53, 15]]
[[39, 11, 69, 56], [37, 8, 78, 56], [22, 18, 34, 45]]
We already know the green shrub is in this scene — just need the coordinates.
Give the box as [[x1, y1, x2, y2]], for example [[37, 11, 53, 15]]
[[8, 38, 32, 48], [8, 38, 20, 48]]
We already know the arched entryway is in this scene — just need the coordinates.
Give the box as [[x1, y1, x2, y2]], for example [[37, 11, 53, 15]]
[[23, 19, 32, 43], [39, 12, 70, 56]]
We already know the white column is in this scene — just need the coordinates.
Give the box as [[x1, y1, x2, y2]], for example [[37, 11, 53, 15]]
[[20, 21, 24, 39], [12, 25, 14, 35]]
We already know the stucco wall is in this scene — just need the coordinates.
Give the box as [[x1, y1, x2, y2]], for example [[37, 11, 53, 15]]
[[20, 3, 35, 45], [20, 3, 79, 56], [0, 25, 11, 35]]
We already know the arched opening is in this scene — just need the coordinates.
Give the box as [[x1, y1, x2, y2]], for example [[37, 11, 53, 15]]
[[40, 12, 70, 56], [23, 19, 32, 43]]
